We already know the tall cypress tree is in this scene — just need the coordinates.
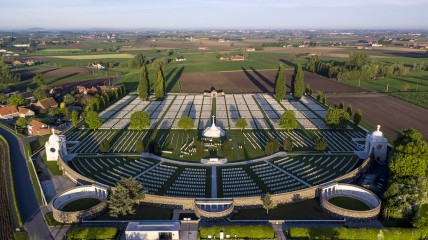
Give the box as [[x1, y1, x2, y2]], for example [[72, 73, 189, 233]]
[[274, 64, 286, 101], [154, 67, 165, 99], [137, 65, 149, 100], [292, 64, 304, 99]]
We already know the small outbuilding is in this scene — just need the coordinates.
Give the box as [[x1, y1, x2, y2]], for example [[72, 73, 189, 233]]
[[125, 221, 180, 240]]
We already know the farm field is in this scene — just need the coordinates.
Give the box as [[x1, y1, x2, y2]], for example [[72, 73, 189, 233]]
[[51, 53, 135, 59], [390, 92, 428, 110], [15, 67, 93, 81], [327, 93, 428, 141], [0, 138, 14, 240]]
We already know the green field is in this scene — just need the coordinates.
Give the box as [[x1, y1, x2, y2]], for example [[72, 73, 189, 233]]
[[96, 204, 173, 220], [61, 198, 101, 212], [390, 91, 428, 109], [328, 196, 370, 211]]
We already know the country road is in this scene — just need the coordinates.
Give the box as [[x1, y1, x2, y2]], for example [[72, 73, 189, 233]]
[[0, 128, 53, 239]]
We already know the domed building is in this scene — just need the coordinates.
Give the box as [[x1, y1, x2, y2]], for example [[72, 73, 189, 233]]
[[364, 125, 388, 164], [45, 129, 68, 161]]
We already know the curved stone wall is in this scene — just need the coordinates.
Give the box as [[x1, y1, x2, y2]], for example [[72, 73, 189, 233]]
[[194, 204, 234, 219], [58, 153, 373, 216], [319, 183, 381, 221], [51, 185, 109, 223]]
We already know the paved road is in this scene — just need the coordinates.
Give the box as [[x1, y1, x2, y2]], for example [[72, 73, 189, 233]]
[[0, 128, 53, 239]]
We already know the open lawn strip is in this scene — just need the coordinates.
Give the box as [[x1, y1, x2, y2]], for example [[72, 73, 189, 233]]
[[273, 153, 359, 186]]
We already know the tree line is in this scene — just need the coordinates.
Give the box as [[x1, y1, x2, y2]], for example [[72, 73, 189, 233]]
[[305, 52, 410, 81]]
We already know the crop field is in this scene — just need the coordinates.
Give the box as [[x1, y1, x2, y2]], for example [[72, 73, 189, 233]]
[[51, 53, 135, 59], [327, 93, 428, 141], [16, 67, 93, 81]]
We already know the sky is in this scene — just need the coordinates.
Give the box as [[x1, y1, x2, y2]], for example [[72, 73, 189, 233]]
[[0, 0, 427, 30]]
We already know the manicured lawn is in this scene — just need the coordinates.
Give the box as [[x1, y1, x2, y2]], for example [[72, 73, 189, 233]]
[[232, 199, 337, 220], [41, 154, 63, 176], [61, 198, 101, 212], [328, 196, 370, 211], [96, 204, 173, 220]]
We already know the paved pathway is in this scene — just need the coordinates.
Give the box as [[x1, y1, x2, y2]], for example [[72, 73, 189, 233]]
[[180, 222, 198, 240], [0, 128, 53, 239], [272, 223, 287, 240], [211, 166, 217, 198], [266, 161, 311, 187]]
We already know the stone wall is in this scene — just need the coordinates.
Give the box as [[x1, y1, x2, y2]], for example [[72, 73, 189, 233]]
[[52, 201, 108, 223], [57, 156, 94, 185], [194, 204, 234, 219], [320, 198, 380, 221]]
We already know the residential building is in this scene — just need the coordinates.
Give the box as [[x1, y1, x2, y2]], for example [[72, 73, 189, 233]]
[[0, 106, 34, 119], [27, 119, 61, 136], [34, 97, 58, 110]]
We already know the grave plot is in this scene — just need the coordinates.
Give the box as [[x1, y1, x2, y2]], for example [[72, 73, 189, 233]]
[[199, 119, 211, 129], [296, 118, 317, 129], [137, 164, 177, 194], [227, 110, 240, 120], [254, 118, 271, 129], [159, 119, 174, 129], [72, 156, 158, 186], [272, 154, 360, 186], [99, 95, 138, 120], [217, 118, 230, 129], [65, 129, 90, 141], [241, 130, 270, 149], [110, 130, 148, 153], [69, 130, 118, 154], [250, 161, 306, 194], [219, 166, 263, 197], [314, 130, 364, 152], [166, 167, 210, 198], [272, 130, 314, 149]]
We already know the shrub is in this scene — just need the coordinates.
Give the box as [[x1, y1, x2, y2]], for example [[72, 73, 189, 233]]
[[200, 225, 274, 239], [99, 139, 110, 153], [314, 138, 327, 151], [283, 137, 293, 152], [288, 227, 428, 240], [68, 227, 119, 240]]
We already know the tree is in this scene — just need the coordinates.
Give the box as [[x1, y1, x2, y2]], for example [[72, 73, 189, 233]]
[[292, 64, 304, 99], [389, 154, 427, 178], [137, 66, 150, 100], [305, 84, 312, 95], [274, 64, 286, 101], [71, 110, 79, 127], [129, 112, 150, 130], [413, 204, 428, 228], [85, 111, 101, 129], [353, 109, 362, 125], [99, 139, 110, 153], [148, 140, 161, 155], [306, 55, 319, 73], [346, 105, 353, 117], [0, 61, 21, 84], [0, 93, 7, 103], [338, 101, 344, 109], [108, 178, 145, 217], [33, 88, 48, 100], [235, 118, 248, 131], [262, 193, 275, 215], [265, 138, 280, 155], [314, 138, 327, 151], [154, 68, 165, 99], [7, 94, 26, 106], [135, 140, 145, 153], [33, 73, 45, 86], [63, 93, 76, 105], [279, 110, 298, 130], [221, 140, 232, 157], [195, 140, 205, 157], [393, 128, 428, 160], [325, 108, 350, 128], [177, 116, 194, 131], [15, 117, 28, 128], [283, 137, 293, 152], [48, 107, 62, 117]]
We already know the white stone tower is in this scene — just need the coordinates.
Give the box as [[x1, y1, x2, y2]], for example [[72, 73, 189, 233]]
[[364, 125, 388, 164], [45, 129, 68, 161]]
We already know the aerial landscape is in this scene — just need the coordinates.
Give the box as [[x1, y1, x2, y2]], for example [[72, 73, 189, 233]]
[[0, 0, 428, 240]]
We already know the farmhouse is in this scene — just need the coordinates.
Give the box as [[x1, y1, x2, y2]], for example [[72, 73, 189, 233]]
[[20, 92, 36, 102], [76, 85, 109, 95], [25, 59, 35, 66], [175, 56, 186, 62], [245, 47, 256, 52], [91, 62, 106, 70], [34, 97, 58, 110], [230, 55, 245, 61], [12, 60, 25, 67], [27, 119, 61, 136]]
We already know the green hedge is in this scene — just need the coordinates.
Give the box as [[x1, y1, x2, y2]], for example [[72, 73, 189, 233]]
[[68, 227, 119, 240], [199, 224, 274, 239], [288, 227, 428, 240]]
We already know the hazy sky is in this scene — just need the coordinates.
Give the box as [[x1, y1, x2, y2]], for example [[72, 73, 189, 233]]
[[1, 0, 427, 30]]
